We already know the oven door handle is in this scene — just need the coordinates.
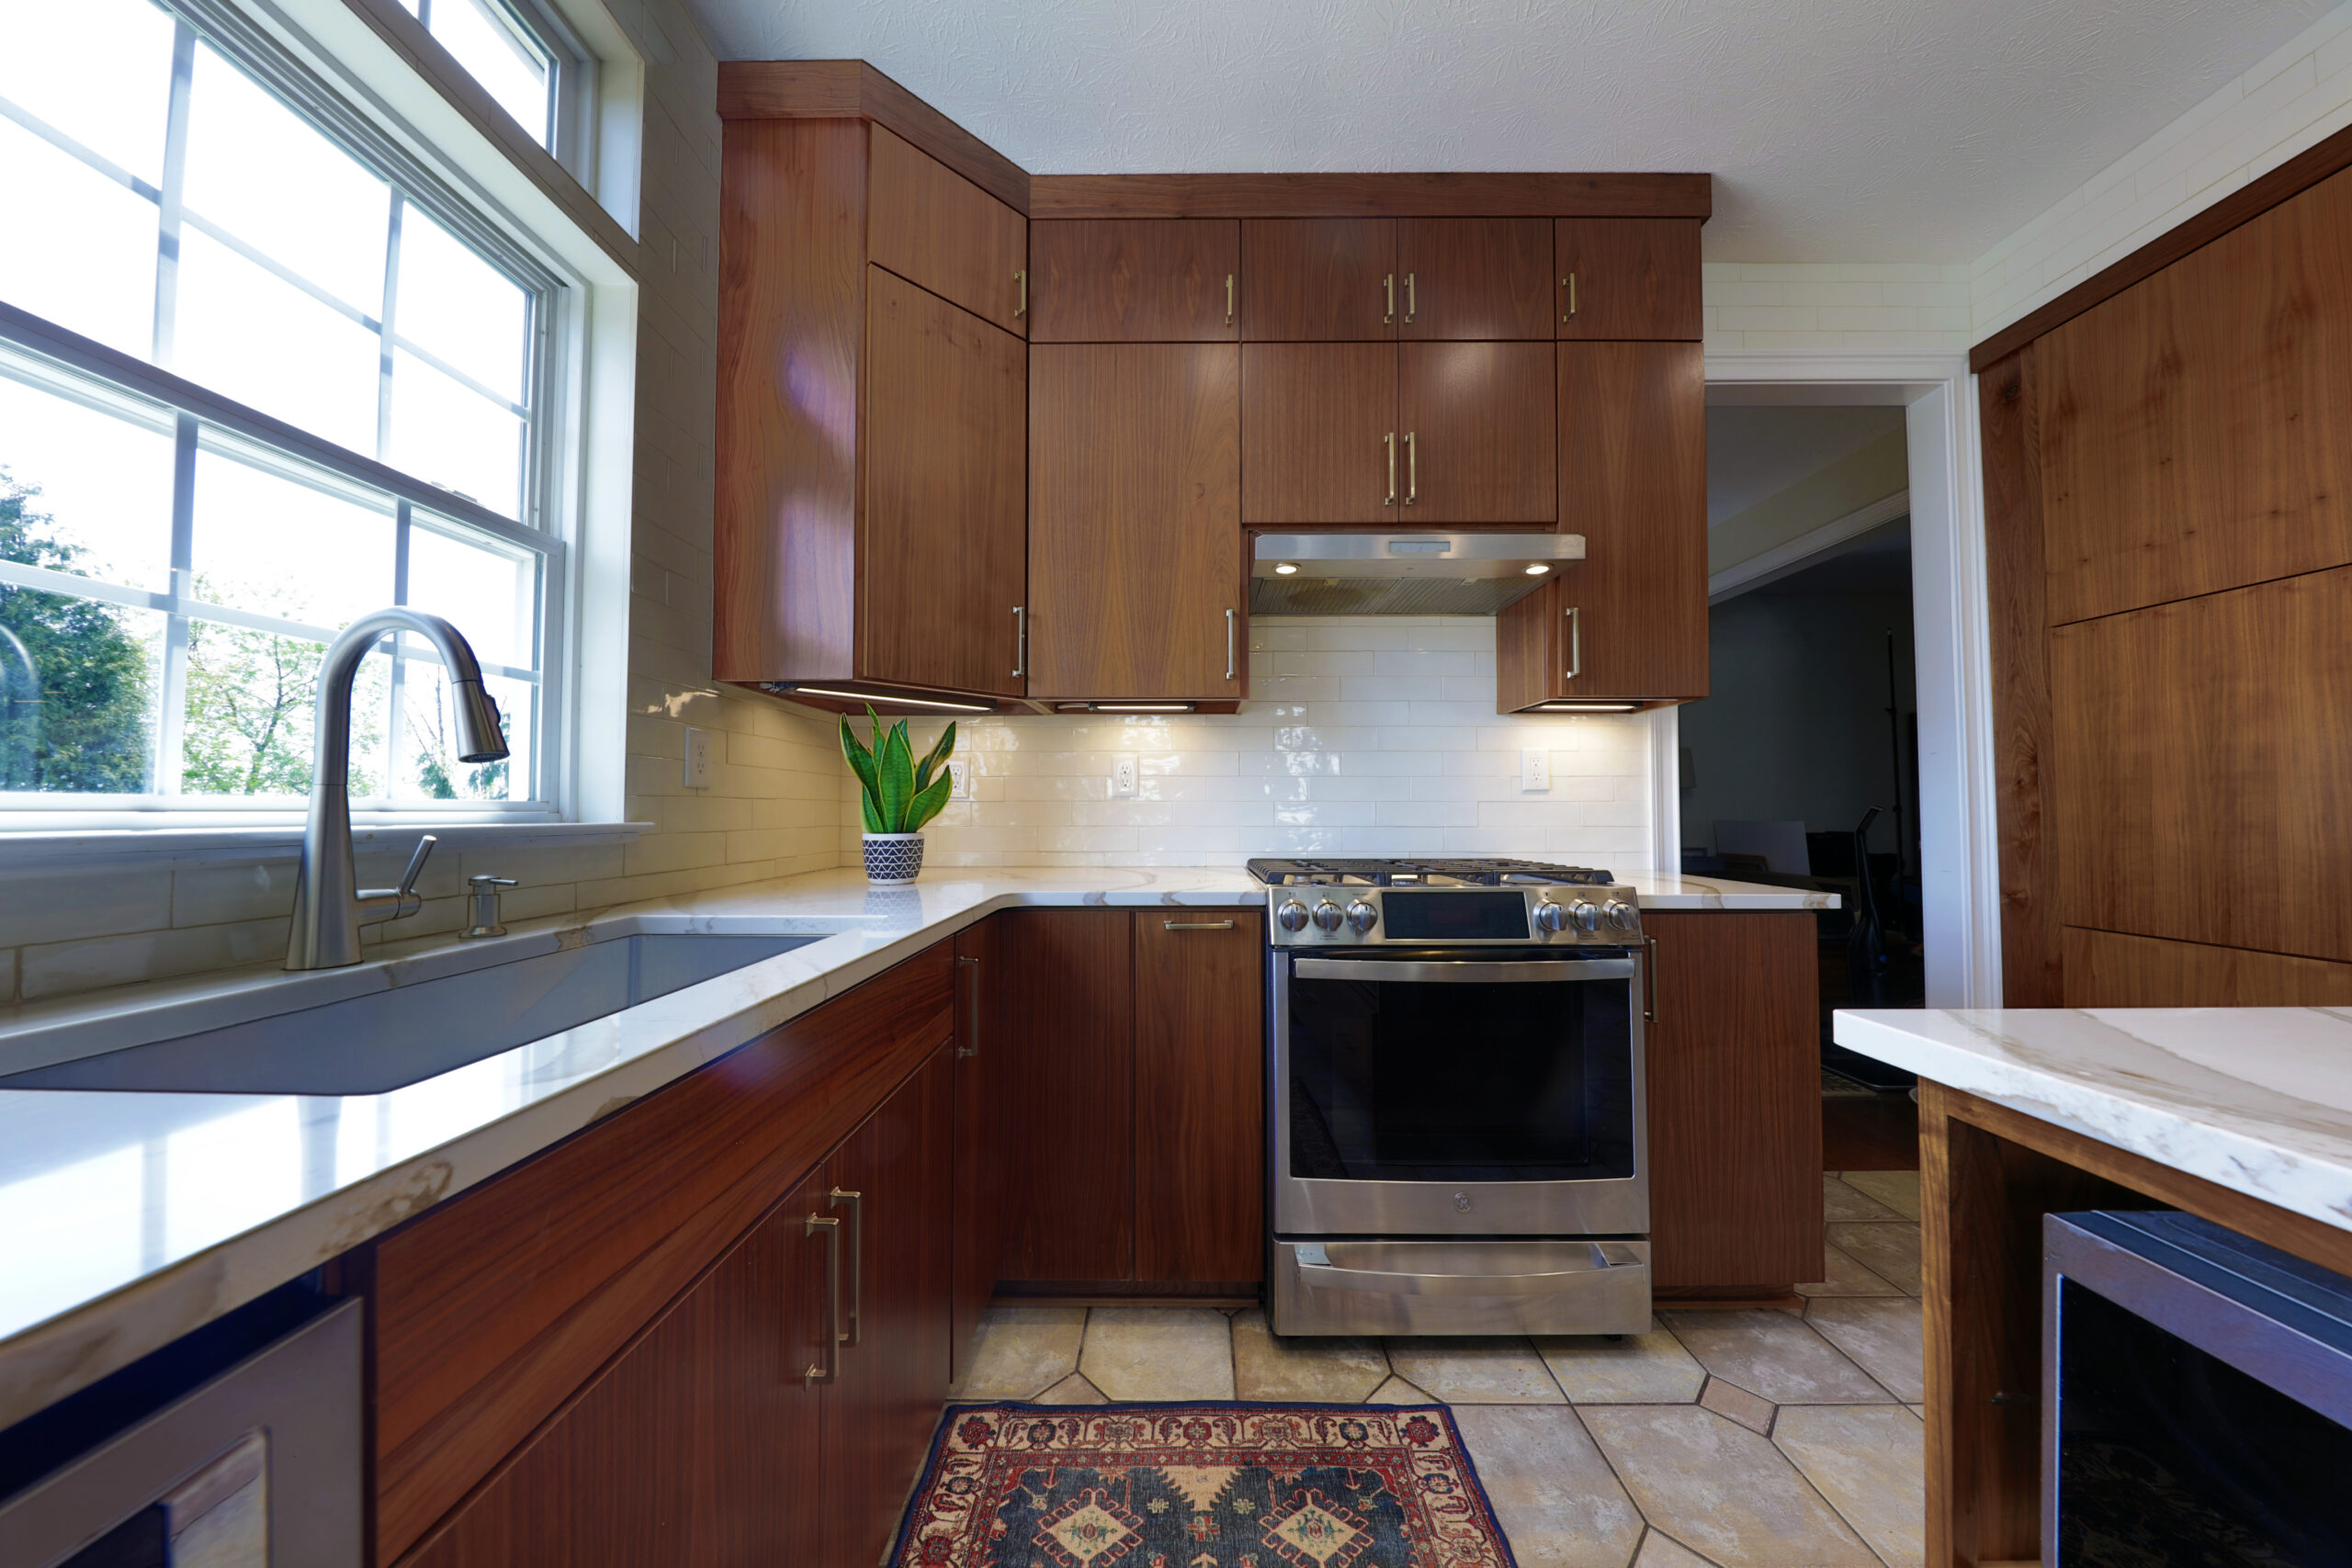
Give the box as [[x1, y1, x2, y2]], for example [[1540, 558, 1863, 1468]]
[[1291, 956, 1636, 983], [1292, 1242, 1646, 1295]]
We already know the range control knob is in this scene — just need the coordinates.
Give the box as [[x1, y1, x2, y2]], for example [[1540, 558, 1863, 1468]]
[[1345, 898, 1379, 934], [1603, 898, 1639, 933], [1310, 899, 1346, 932], [1532, 899, 1568, 933], [1276, 898, 1309, 933], [1569, 899, 1601, 933]]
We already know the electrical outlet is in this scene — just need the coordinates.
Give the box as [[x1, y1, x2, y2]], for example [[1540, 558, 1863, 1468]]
[[946, 757, 971, 799], [684, 728, 714, 789], [1520, 749, 1551, 793], [1111, 753, 1139, 798]]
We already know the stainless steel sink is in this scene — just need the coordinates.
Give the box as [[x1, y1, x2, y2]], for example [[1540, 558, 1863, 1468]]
[[0, 932, 823, 1098]]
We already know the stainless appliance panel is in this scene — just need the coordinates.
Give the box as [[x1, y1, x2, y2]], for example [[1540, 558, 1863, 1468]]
[[1271, 1237, 1651, 1336]]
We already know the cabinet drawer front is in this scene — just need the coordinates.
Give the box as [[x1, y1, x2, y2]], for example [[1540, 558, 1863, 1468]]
[[369, 941, 955, 1564], [1030, 219, 1240, 342], [869, 124, 1028, 335]]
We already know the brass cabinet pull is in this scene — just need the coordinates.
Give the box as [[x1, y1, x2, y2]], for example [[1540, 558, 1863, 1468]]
[[1012, 605, 1026, 679], [1562, 271, 1577, 322], [1404, 431, 1418, 505], [1225, 272, 1236, 326], [1384, 432, 1396, 506], [803, 1213, 841, 1384], [1383, 272, 1395, 325], [1226, 607, 1238, 681], [1405, 271, 1417, 322], [1015, 268, 1027, 317], [1165, 919, 1236, 931], [1564, 604, 1581, 682], [829, 1187, 864, 1348], [956, 953, 982, 1057], [1643, 935, 1658, 1022]]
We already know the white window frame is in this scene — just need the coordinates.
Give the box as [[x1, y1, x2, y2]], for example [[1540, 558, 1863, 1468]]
[[0, 0, 645, 840]]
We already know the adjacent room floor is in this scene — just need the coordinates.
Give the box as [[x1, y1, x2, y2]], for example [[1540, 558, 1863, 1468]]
[[944, 1171, 1923, 1568]]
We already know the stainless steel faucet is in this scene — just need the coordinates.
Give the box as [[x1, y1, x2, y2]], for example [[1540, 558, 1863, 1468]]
[[285, 609, 510, 970]]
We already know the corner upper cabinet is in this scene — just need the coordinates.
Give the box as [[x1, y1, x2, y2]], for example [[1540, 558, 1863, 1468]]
[[715, 108, 1028, 707], [1555, 218, 1703, 340], [1029, 220, 1240, 342], [1028, 344, 1246, 701]]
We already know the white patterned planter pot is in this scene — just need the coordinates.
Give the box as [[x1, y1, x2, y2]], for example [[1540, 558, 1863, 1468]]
[[862, 832, 925, 886]]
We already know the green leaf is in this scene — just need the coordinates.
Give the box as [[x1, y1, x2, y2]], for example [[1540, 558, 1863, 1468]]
[[876, 721, 914, 831], [905, 770, 953, 832], [914, 722, 956, 793], [839, 714, 880, 813], [860, 792, 885, 833]]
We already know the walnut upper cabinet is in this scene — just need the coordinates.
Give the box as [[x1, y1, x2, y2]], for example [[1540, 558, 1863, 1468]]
[[1241, 217, 1555, 341], [714, 109, 1029, 705], [1555, 218, 1703, 340], [1397, 219, 1555, 339], [1029, 219, 1239, 342]]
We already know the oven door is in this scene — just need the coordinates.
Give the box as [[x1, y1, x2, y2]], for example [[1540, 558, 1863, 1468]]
[[1272, 949, 1646, 1236]]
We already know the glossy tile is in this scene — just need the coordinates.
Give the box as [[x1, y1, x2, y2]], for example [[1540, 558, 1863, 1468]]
[[1580, 1405, 1879, 1568], [1804, 1297, 1925, 1404], [1537, 1319, 1707, 1404], [1078, 1307, 1235, 1401], [1230, 1308, 1388, 1402], [948, 1306, 1087, 1399], [1840, 1169, 1921, 1220], [1771, 1404, 1927, 1568], [1657, 1311, 1893, 1404], [1448, 1404, 1645, 1567], [1385, 1337, 1566, 1404], [1826, 1222, 1923, 1294]]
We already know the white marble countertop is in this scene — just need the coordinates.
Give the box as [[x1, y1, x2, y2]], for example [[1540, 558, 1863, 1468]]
[[1836, 1007, 2352, 1239], [0, 863, 1826, 1428]]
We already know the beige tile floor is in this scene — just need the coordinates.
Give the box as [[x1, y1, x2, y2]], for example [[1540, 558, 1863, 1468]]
[[944, 1170, 1926, 1568]]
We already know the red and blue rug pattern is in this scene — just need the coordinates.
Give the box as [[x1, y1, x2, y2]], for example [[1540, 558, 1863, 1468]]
[[889, 1402, 1516, 1568]]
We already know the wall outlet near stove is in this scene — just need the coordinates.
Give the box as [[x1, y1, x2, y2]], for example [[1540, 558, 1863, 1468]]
[[946, 757, 971, 799], [1111, 753, 1139, 798], [1520, 749, 1551, 793], [684, 728, 714, 789]]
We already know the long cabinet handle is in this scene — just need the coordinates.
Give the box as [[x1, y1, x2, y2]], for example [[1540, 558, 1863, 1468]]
[[1405, 271, 1417, 323], [1225, 272, 1236, 327], [1383, 272, 1395, 325], [1562, 271, 1577, 322], [1012, 605, 1025, 679], [803, 1213, 841, 1384], [1643, 934, 1658, 1022], [1404, 431, 1418, 506], [1226, 608, 1238, 681], [1165, 919, 1236, 931], [829, 1187, 864, 1348], [1564, 604, 1581, 682], [1384, 432, 1396, 507], [956, 953, 982, 1057], [1015, 269, 1027, 318]]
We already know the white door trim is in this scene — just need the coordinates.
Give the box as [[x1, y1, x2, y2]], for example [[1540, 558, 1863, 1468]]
[[1699, 347, 1999, 1008]]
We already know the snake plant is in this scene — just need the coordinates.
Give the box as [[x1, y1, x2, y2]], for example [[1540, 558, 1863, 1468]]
[[841, 705, 956, 834]]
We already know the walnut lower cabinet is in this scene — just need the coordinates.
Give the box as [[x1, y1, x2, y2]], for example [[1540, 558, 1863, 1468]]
[[997, 907, 1267, 1293]]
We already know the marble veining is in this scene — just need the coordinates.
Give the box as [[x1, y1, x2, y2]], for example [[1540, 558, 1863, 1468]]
[[1837, 1007, 2352, 1236], [0, 864, 1827, 1430]]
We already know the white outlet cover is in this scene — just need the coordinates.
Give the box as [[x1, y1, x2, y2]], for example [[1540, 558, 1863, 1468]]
[[684, 728, 714, 789], [1520, 749, 1551, 793], [946, 757, 971, 799], [1112, 753, 1139, 798]]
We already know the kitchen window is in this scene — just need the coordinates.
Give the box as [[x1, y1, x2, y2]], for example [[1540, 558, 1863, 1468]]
[[400, 0, 593, 168], [0, 0, 571, 818]]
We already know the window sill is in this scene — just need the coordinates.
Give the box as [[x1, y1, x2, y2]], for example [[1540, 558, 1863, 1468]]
[[0, 818, 650, 879]]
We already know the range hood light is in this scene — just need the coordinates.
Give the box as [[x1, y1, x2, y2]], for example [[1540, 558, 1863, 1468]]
[[786, 685, 993, 713], [1273, 561, 1299, 575], [1524, 563, 1551, 575], [1534, 701, 1641, 714], [1249, 533, 1587, 615]]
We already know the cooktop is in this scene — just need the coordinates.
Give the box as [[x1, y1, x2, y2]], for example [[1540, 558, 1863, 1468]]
[[1246, 858, 1618, 887]]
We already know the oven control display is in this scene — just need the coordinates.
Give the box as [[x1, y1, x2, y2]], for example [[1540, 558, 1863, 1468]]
[[1381, 891, 1531, 941]]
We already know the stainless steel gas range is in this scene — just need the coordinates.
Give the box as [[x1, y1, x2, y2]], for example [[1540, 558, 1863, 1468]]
[[1251, 858, 1651, 1337]]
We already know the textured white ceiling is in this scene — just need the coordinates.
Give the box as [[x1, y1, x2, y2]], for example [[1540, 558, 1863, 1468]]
[[683, 0, 2337, 260]]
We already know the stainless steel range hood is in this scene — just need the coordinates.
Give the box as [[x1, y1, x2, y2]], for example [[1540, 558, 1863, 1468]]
[[1250, 533, 1587, 615]]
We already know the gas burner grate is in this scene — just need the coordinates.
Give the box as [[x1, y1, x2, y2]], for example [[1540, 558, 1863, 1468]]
[[1246, 857, 1616, 887]]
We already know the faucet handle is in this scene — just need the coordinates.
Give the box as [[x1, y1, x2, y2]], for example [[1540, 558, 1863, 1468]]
[[469, 874, 517, 890], [394, 834, 436, 913]]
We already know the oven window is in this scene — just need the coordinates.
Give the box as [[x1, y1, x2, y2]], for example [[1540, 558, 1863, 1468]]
[[1286, 960, 1635, 1183]]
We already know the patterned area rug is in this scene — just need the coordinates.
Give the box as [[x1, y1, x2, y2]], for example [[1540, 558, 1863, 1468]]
[[891, 1402, 1516, 1567]]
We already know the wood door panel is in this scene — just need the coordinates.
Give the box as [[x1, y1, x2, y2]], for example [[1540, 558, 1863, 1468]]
[[1240, 343, 1397, 525], [2062, 927, 2352, 1006], [1240, 218, 1396, 340], [2051, 568, 2352, 960], [823, 1048, 954, 1568], [1028, 344, 1243, 699], [996, 910, 1136, 1281], [1134, 910, 1266, 1284], [950, 919, 1001, 1381], [1399, 342, 1555, 523], [1030, 220, 1238, 342], [370, 943, 954, 1564], [1555, 219, 1702, 340], [400, 1179, 827, 1568], [867, 124, 1028, 336], [2037, 167, 2352, 624], [1396, 218, 1554, 340], [861, 269, 1027, 696], [1644, 911, 1821, 1290]]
